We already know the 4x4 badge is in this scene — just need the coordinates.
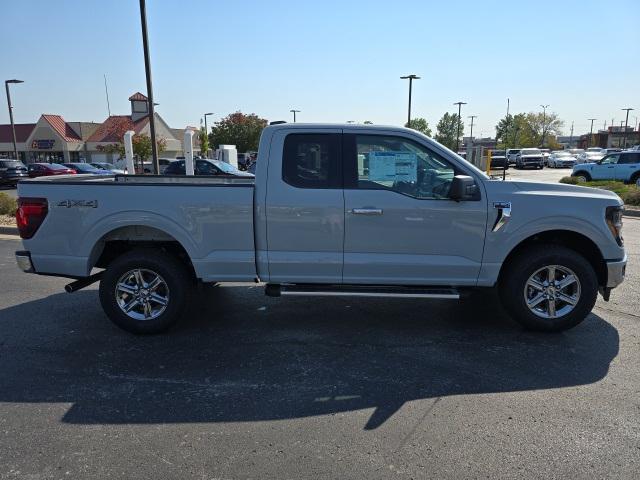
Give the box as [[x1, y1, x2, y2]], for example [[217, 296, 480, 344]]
[[57, 200, 98, 208]]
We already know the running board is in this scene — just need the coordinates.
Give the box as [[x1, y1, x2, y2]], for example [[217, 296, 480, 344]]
[[265, 284, 460, 299]]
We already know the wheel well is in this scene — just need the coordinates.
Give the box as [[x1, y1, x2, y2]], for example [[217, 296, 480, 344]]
[[498, 230, 607, 287], [91, 226, 196, 279], [573, 170, 590, 178]]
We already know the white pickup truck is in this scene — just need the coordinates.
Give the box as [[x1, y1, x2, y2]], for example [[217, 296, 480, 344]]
[[15, 124, 626, 333]]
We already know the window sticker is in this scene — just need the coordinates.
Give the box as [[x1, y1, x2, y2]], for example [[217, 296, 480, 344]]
[[368, 151, 417, 182]]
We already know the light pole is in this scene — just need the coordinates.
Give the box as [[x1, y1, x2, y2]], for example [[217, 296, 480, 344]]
[[139, 0, 159, 174], [290, 109, 300, 123], [453, 101, 466, 152], [621, 108, 634, 149], [540, 104, 549, 147], [468, 115, 477, 147], [588, 118, 597, 148], [5, 79, 24, 161], [203, 112, 213, 157], [400, 74, 420, 127]]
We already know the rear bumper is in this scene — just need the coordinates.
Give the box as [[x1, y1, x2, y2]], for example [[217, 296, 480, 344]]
[[606, 255, 627, 288], [15, 251, 35, 273]]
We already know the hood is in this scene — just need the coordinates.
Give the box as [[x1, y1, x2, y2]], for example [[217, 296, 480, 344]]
[[509, 180, 622, 203]]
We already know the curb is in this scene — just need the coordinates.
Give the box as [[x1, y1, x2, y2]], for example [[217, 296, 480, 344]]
[[624, 208, 640, 218], [0, 226, 19, 236]]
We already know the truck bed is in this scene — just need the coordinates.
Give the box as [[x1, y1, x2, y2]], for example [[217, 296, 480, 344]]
[[18, 174, 257, 282]]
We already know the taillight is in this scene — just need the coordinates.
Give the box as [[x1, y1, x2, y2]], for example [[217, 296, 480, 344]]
[[16, 197, 48, 239]]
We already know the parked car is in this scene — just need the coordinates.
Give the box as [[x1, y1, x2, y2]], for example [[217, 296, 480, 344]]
[[547, 151, 577, 168], [164, 159, 254, 177], [63, 163, 112, 175], [575, 151, 604, 165], [586, 147, 604, 153], [0, 160, 28, 186], [505, 149, 521, 165], [572, 151, 640, 185], [91, 162, 126, 174], [488, 150, 508, 169], [15, 123, 626, 335], [567, 149, 585, 157], [27, 163, 76, 178], [515, 148, 544, 169], [540, 148, 551, 163]]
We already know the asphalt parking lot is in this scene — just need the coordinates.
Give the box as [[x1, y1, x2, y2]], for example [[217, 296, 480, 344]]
[[0, 216, 638, 479]]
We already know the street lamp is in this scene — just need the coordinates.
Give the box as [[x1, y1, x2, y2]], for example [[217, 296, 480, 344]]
[[453, 101, 466, 152], [290, 109, 300, 123], [588, 118, 597, 148], [621, 108, 634, 149], [139, 0, 159, 174], [203, 112, 213, 157], [400, 74, 420, 127], [540, 104, 549, 147], [4, 79, 24, 161]]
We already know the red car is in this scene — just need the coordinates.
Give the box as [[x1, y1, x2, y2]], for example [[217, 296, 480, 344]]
[[27, 163, 77, 178]]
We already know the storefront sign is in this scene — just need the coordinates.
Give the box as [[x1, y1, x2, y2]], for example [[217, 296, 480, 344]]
[[31, 139, 56, 149]]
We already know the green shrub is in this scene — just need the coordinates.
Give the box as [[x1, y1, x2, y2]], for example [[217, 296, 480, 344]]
[[560, 176, 581, 185], [624, 190, 640, 206], [0, 192, 17, 216]]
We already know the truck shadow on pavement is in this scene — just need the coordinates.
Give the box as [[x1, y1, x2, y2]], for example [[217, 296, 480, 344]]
[[0, 285, 619, 430]]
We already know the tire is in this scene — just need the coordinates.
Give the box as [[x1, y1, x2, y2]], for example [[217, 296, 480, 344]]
[[573, 171, 591, 182], [99, 248, 193, 334], [499, 244, 598, 332]]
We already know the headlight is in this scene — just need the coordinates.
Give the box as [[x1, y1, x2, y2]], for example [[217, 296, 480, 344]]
[[605, 205, 624, 246]]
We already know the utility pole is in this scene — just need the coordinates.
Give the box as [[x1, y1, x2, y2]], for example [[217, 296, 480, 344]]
[[4, 79, 24, 161], [468, 115, 477, 147], [569, 121, 574, 147], [588, 118, 596, 148], [290, 109, 300, 123], [453, 101, 467, 152], [622, 108, 634, 149], [540, 104, 549, 147], [139, 0, 159, 174], [400, 74, 420, 127], [103, 74, 111, 117]]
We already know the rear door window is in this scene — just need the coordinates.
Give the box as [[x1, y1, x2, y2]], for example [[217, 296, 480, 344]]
[[282, 134, 342, 189]]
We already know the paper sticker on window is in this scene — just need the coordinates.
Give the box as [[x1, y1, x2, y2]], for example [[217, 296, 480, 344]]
[[368, 151, 417, 182]]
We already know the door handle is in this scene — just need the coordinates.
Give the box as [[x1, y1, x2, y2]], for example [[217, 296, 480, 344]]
[[351, 208, 383, 215]]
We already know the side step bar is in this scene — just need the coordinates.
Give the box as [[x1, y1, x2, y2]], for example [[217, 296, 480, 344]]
[[265, 284, 459, 299]]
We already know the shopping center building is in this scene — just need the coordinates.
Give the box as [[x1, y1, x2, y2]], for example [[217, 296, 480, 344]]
[[0, 92, 198, 163]]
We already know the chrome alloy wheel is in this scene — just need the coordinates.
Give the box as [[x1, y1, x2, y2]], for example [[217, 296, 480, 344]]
[[115, 268, 169, 321], [524, 265, 581, 319]]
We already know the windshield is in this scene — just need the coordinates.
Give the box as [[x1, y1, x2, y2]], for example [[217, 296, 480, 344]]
[[46, 163, 71, 170], [0, 161, 25, 168], [69, 164, 99, 172], [556, 152, 572, 157], [211, 160, 241, 174], [491, 150, 506, 156], [521, 149, 541, 155]]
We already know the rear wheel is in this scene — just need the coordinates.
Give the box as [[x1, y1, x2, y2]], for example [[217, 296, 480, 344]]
[[499, 245, 598, 332], [99, 248, 192, 334]]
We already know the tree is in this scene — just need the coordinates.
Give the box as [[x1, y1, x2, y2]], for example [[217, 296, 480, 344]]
[[97, 133, 166, 161], [209, 112, 268, 153], [435, 113, 464, 150], [405, 117, 432, 136], [524, 111, 564, 147], [495, 111, 564, 148], [199, 127, 209, 156]]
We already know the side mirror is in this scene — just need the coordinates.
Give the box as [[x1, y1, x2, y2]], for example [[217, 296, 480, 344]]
[[449, 175, 479, 201]]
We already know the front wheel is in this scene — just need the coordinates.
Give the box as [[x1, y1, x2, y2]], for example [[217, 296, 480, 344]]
[[499, 245, 598, 332], [99, 248, 192, 334], [573, 171, 591, 182]]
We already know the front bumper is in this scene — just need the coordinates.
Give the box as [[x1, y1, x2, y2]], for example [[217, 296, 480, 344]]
[[606, 255, 627, 288], [15, 251, 35, 273]]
